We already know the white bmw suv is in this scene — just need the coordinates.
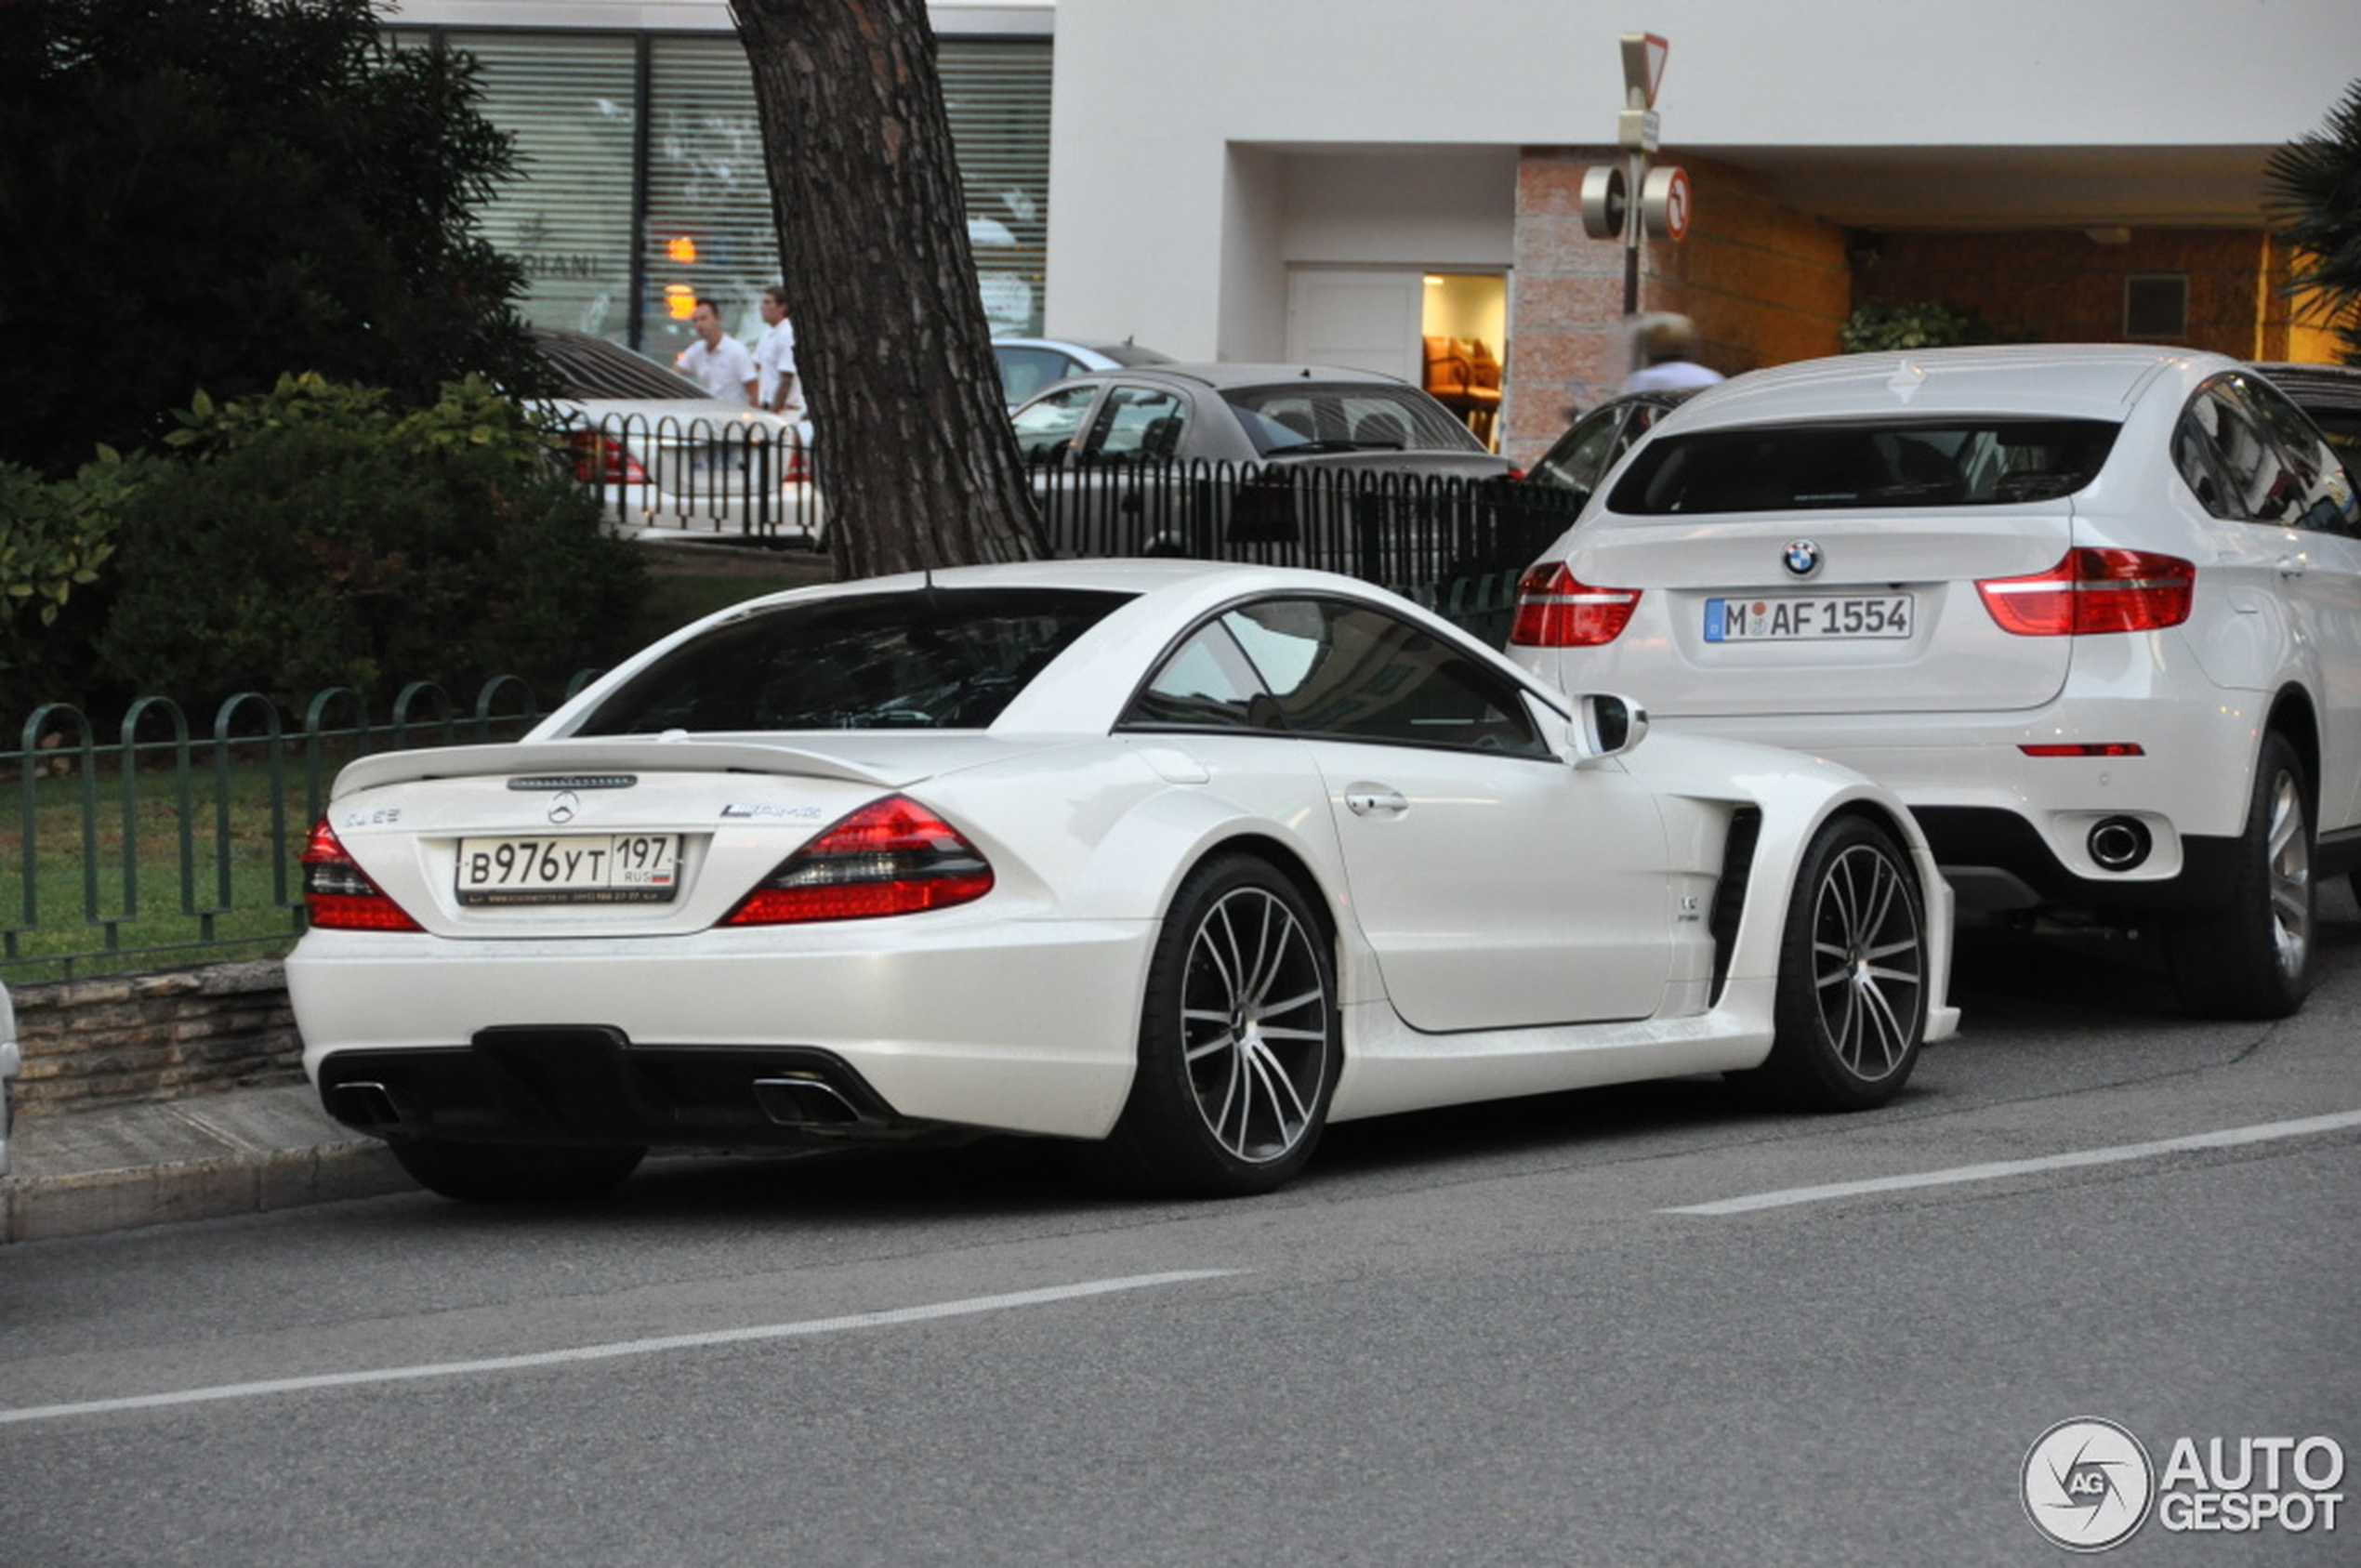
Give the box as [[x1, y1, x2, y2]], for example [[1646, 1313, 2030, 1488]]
[[1508, 345, 2361, 1020]]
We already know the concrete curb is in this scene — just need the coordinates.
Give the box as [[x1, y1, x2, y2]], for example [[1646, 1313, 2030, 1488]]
[[2, 1083, 411, 1244]]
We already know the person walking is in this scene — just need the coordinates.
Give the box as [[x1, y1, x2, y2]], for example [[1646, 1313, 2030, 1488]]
[[752, 285, 803, 417], [676, 297, 758, 405], [1619, 313, 1724, 393]]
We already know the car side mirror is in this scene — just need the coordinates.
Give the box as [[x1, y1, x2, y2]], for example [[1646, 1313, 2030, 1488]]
[[1566, 692, 1648, 765]]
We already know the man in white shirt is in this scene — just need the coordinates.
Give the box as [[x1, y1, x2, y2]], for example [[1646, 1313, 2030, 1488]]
[[752, 284, 803, 416], [1619, 313, 1725, 394], [676, 298, 758, 405]]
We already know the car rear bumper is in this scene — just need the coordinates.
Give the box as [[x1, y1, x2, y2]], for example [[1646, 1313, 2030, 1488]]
[[288, 917, 1156, 1145]]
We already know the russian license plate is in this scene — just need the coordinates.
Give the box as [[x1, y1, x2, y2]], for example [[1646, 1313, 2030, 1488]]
[[1704, 594, 1914, 641], [456, 834, 680, 905]]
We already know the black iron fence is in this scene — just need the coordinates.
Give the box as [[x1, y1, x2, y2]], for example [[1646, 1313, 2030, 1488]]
[[575, 410, 1586, 585]]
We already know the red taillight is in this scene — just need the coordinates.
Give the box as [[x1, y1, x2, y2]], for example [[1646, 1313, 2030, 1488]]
[[301, 819, 423, 932], [781, 439, 811, 486], [722, 796, 994, 927], [1977, 548, 2194, 637], [1509, 561, 1642, 647], [567, 430, 647, 485]]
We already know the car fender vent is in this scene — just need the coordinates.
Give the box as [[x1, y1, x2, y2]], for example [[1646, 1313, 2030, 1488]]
[[1708, 807, 1762, 1005]]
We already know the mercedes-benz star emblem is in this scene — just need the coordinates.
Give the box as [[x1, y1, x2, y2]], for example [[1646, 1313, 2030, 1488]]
[[1782, 539, 1822, 578], [547, 791, 580, 825]]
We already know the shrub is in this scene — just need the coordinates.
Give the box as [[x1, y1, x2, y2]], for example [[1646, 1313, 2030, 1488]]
[[0, 449, 158, 700], [96, 374, 647, 706], [1840, 298, 2011, 353]]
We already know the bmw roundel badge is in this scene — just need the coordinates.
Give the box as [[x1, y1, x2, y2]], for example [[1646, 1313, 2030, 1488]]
[[1782, 539, 1822, 578]]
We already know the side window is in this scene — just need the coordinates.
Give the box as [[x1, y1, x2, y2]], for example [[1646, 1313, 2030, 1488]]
[[996, 347, 1079, 407], [1083, 385, 1190, 463], [2183, 384, 2295, 524], [1222, 598, 1550, 758], [1531, 406, 1627, 496], [2236, 376, 2360, 537], [1012, 384, 1101, 460], [1122, 622, 1278, 731]]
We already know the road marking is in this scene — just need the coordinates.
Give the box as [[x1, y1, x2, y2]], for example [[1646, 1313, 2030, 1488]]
[[0, 1270, 1238, 1427], [1664, 1110, 2361, 1217]]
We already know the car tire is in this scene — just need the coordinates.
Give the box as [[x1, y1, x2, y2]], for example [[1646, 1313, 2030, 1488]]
[[1732, 814, 1929, 1111], [389, 1139, 646, 1204], [1084, 856, 1339, 1198], [2166, 731, 2315, 1021]]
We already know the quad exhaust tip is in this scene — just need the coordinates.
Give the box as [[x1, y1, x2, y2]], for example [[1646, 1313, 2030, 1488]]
[[2088, 816, 2153, 872]]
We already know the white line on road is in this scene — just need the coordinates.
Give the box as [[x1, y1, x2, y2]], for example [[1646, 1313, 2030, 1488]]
[[1664, 1111, 2361, 1217], [0, 1269, 1239, 1426]]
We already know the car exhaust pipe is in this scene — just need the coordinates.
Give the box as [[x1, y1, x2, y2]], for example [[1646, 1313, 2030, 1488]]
[[753, 1074, 864, 1127], [328, 1080, 402, 1127], [2088, 816, 2153, 872]]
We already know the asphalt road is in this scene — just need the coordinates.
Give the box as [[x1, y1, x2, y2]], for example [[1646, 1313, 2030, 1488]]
[[2, 908, 2355, 1567]]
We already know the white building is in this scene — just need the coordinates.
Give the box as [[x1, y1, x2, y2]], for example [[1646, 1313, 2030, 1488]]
[[393, 0, 2359, 458]]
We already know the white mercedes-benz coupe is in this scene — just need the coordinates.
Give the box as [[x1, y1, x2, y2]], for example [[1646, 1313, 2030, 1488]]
[[287, 560, 1956, 1203], [1508, 346, 2361, 1021]]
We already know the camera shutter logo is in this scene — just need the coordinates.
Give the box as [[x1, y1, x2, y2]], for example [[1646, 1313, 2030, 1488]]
[[2024, 1417, 2155, 1551]]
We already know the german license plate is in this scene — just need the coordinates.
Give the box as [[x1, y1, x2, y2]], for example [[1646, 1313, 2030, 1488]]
[[456, 834, 680, 905], [1704, 594, 1914, 641]]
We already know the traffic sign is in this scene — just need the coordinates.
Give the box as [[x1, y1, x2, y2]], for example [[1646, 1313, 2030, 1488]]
[[1642, 165, 1692, 240]]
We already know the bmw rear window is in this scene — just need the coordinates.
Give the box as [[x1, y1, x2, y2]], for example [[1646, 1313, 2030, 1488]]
[[572, 588, 1130, 732], [1606, 418, 2121, 514]]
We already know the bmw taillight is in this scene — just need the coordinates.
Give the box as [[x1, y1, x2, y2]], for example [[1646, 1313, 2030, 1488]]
[[1977, 548, 2195, 636], [1509, 561, 1642, 647], [568, 430, 647, 485], [301, 820, 423, 932], [722, 796, 994, 926]]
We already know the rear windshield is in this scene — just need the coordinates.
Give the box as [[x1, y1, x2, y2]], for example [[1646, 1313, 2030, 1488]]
[[1222, 383, 1481, 457], [1606, 418, 2122, 514], [571, 587, 1130, 733]]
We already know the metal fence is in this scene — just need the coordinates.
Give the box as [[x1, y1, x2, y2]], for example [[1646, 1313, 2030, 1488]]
[[588, 413, 1587, 584], [6, 678, 590, 982]]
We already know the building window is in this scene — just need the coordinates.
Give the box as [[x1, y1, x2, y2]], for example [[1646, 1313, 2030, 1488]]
[[2124, 274, 2188, 340], [392, 28, 1052, 356]]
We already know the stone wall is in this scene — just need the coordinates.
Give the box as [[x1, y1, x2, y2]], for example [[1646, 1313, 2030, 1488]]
[[8, 960, 304, 1117]]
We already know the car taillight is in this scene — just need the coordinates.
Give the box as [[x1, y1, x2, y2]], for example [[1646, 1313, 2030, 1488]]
[[1977, 548, 2194, 636], [567, 430, 646, 484], [1509, 561, 1642, 647], [301, 819, 423, 932], [722, 796, 994, 926], [781, 440, 811, 485]]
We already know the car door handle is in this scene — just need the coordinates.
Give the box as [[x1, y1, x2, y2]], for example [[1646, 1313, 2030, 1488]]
[[1345, 788, 1408, 817]]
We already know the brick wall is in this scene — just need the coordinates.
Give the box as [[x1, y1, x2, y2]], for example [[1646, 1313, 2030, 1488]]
[[1849, 229, 2275, 358], [9, 960, 305, 1117]]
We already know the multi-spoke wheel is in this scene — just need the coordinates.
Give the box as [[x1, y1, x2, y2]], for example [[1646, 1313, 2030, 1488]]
[[1734, 815, 1928, 1111], [1087, 856, 1339, 1197], [2169, 731, 2315, 1020]]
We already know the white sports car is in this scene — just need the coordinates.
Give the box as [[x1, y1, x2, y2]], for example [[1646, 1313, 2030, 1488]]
[[1508, 346, 2361, 1021], [287, 561, 1957, 1203]]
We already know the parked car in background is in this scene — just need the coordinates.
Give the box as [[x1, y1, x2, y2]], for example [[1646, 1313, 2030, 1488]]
[[1009, 363, 1522, 580], [531, 326, 820, 547], [1509, 345, 2361, 1021], [1523, 389, 1698, 510], [992, 336, 1174, 408], [1, 980, 18, 1178], [2250, 361, 2361, 474], [287, 560, 1955, 1205]]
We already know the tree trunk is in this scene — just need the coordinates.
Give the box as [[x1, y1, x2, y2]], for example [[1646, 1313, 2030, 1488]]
[[729, 0, 1045, 575]]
